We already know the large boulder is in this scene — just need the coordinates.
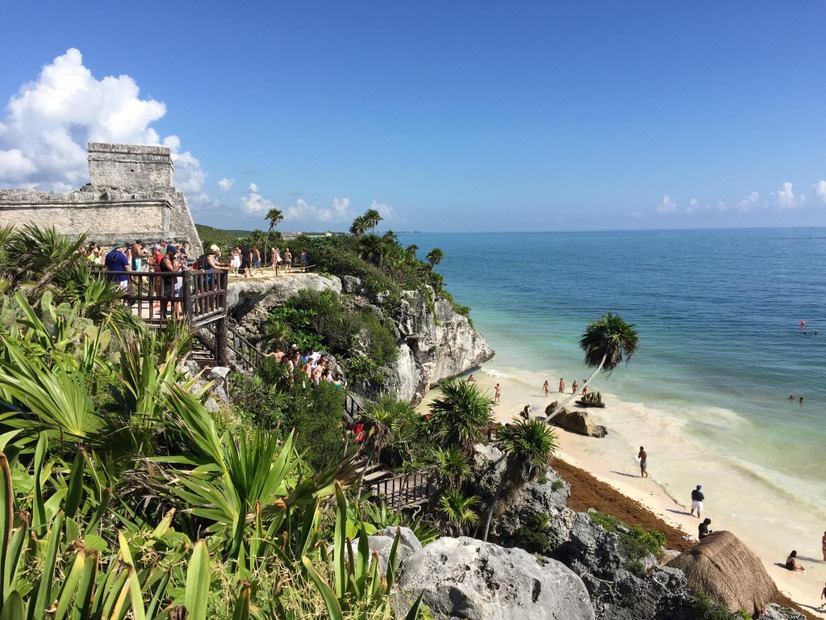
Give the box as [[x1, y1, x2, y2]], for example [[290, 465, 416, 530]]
[[667, 531, 778, 617], [394, 536, 594, 620], [547, 407, 607, 438]]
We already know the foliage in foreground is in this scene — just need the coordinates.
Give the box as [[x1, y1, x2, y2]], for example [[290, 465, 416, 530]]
[[588, 511, 666, 575]]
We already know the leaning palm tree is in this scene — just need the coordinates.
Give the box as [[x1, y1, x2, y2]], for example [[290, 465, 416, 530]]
[[427, 379, 494, 454], [362, 208, 382, 233], [264, 208, 283, 263], [426, 248, 444, 267], [549, 312, 639, 418], [349, 215, 367, 237], [482, 418, 556, 541]]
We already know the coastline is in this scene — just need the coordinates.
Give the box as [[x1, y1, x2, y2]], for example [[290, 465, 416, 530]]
[[417, 368, 826, 619]]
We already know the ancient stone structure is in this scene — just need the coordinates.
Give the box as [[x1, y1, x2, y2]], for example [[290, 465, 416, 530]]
[[0, 143, 202, 254]]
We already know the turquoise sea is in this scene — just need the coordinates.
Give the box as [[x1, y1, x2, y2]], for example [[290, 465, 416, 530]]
[[400, 228, 826, 564]]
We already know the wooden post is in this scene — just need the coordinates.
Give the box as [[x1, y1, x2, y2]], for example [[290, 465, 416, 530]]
[[181, 270, 192, 319], [216, 317, 229, 366]]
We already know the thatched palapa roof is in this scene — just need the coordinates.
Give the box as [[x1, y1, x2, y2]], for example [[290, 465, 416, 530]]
[[667, 530, 777, 616]]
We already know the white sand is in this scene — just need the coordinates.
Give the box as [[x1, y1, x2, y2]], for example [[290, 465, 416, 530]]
[[419, 366, 826, 617]]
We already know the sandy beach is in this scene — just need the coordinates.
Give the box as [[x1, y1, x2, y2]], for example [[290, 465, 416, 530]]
[[418, 368, 826, 619]]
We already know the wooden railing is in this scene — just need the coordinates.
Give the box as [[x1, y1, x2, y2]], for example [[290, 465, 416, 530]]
[[201, 320, 263, 371], [364, 470, 436, 511], [94, 269, 228, 327]]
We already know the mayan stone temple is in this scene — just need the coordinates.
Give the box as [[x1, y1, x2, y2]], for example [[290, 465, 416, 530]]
[[0, 142, 202, 254]]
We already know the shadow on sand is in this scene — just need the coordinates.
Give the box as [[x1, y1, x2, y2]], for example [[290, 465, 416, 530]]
[[610, 470, 640, 479]]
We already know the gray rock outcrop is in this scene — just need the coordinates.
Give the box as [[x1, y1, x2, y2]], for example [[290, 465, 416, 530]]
[[226, 275, 493, 403], [394, 536, 594, 620], [547, 407, 607, 438]]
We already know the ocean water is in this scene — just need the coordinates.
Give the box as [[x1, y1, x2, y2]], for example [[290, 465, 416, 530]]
[[400, 228, 826, 563]]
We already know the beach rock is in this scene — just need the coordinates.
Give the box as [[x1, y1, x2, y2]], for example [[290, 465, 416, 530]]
[[760, 604, 807, 620], [547, 407, 607, 438], [550, 512, 695, 620], [470, 443, 573, 552], [393, 536, 595, 620]]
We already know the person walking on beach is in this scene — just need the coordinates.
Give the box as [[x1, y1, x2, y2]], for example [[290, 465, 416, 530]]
[[698, 518, 712, 540], [558, 378, 565, 393], [637, 446, 648, 478], [820, 581, 826, 608], [494, 383, 501, 404], [543, 380, 550, 397], [821, 530, 826, 561], [690, 485, 704, 519]]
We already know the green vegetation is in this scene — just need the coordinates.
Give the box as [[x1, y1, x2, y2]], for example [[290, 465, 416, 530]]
[[691, 594, 752, 620], [513, 512, 552, 552], [588, 511, 666, 575]]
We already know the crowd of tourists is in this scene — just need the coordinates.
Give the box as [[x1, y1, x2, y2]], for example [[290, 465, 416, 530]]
[[265, 344, 346, 389]]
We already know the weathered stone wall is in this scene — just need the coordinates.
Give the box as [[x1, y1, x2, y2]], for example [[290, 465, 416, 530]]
[[0, 143, 202, 254]]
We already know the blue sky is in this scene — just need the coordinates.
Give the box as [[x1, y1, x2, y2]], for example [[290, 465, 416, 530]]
[[1, 2, 825, 232]]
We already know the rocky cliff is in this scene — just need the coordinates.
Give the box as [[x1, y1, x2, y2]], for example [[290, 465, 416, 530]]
[[226, 273, 494, 403]]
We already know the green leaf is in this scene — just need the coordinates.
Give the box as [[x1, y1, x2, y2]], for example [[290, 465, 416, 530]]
[[184, 540, 210, 620], [64, 451, 85, 519], [0, 454, 13, 604], [0, 590, 24, 620], [231, 581, 251, 620], [301, 556, 343, 620], [333, 482, 347, 598]]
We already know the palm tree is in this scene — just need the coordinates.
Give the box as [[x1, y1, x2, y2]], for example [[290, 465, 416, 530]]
[[349, 215, 367, 237], [362, 208, 382, 233], [549, 312, 639, 418], [264, 208, 283, 263], [482, 418, 556, 541], [427, 379, 494, 454], [426, 248, 444, 267], [439, 489, 479, 537]]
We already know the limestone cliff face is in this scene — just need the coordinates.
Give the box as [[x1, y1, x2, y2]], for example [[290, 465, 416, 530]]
[[226, 274, 493, 403]]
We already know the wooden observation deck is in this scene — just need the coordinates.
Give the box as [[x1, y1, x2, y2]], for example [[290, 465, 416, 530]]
[[97, 269, 230, 365]]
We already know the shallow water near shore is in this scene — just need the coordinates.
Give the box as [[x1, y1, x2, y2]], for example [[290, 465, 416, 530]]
[[402, 228, 826, 581]]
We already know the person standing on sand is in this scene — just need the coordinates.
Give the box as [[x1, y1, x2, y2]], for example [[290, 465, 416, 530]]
[[821, 531, 826, 561], [494, 383, 501, 404], [571, 380, 579, 394], [543, 380, 550, 397], [558, 378, 565, 393], [637, 446, 648, 478], [690, 485, 704, 519]]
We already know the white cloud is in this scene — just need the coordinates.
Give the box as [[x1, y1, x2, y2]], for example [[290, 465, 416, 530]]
[[218, 177, 234, 191], [773, 182, 803, 210], [283, 196, 354, 223], [240, 182, 274, 214], [0, 48, 206, 199], [685, 198, 699, 214], [656, 195, 677, 214], [814, 180, 826, 203], [735, 191, 759, 212], [370, 200, 395, 222]]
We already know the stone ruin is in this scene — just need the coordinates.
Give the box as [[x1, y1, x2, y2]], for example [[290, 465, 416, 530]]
[[0, 143, 203, 255]]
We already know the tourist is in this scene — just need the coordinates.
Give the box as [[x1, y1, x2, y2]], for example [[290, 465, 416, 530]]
[[571, 380, 579, 394], [699, 518, 712, 540], [271, 247, 281, 274], [494, 383, 501, 404], [520, 404, 530, 420], [558, 378, 565, 393], [240, 245, 252, 277], [104, 242, 131, 292], [300, 248, 309, 268], [820, 581, 826, 608], [467, 374, 476, 383], [159, 245, 182, 319], [785, 550, 805, 571], [690, 485, 704, 519], [230, 247, 241, 274], [582, 380, 589, 395], [252, 245, 263, 275], [131, 240, 144, 271], [821, 531, 826, 561], [543, 380, 550, 397], [283, 248, 293, 272], [638, 446, 648, 478]]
